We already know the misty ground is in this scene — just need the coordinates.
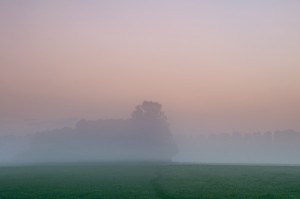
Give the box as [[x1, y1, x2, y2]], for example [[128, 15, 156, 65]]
[[0, 164, 299, 199]]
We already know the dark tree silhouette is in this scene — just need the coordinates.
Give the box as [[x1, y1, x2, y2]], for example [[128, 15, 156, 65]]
[[130, 101, 177, 161], [19, 101, 178, 163], [132, 101, 166, 121]]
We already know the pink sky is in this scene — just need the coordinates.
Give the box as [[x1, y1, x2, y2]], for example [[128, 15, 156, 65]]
[[1, 0, 300, 135]]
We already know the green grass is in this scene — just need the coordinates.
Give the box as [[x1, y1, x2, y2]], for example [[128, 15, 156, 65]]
[[0, 164, 300, 199]]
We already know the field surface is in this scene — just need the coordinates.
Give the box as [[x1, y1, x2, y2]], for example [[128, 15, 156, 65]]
[[0, 164, 300, 199]]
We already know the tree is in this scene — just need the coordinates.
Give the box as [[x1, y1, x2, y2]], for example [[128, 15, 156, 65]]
[[20, 101, 177, 163], [130, 101, 177, 161]]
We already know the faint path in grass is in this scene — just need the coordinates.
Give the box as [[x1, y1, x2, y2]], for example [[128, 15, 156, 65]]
[[149, 167, 177, 199]]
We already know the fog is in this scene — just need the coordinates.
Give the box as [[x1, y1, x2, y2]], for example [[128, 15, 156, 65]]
[[174, 130, 300, 165], [1, 101, 300, 166], [1, 1, 300, 166]]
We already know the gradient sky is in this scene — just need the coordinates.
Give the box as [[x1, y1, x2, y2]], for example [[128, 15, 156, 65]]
[[1, 0, 300, 135]]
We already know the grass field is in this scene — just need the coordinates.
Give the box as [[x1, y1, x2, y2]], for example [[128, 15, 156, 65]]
[[0, 164, 300, 199]]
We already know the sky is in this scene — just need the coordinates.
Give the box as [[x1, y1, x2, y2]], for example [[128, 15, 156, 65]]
[[1, 0, 300, 135]]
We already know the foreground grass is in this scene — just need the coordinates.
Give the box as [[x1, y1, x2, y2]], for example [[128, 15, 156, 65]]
[[0, 164, 300, 199]]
